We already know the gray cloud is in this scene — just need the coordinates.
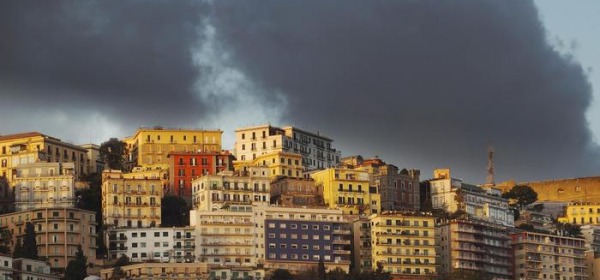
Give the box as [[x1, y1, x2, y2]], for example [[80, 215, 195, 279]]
[[0, 0, 597, 182]]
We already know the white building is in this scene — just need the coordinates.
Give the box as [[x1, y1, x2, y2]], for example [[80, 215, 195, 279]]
[[0, 254, 11, 280], [13, 258, 60, 280], [233, 125, 341, 171], [191, 167, 270, 211], [429, 169, 514, 227], [106, 227, 195, 263], [13, 162, 75, 211]]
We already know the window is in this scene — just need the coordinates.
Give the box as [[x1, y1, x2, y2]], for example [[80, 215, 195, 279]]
[[312, 225, 319, 230], [301, 224, 308, 230], [291, 224, 297, 229], [154, 232, 160, 237]]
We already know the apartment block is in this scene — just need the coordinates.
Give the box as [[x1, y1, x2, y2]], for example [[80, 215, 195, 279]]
[[344, 156, 421, 211], [428, 169, 514, 227], [437, 219, 512, 279], [352, 216, 373, 273], [258, 206, 352, 273], [0, 132, 89, 183], [233, 125, 341, 171], [511, 231, 587, 280], [191, 167, 270, 211], [13, 162, 75, 211], [270, 177, 324, 207], [0, 207, 97, 270], [192, 205, 258, 270], [168, 151, 233, 199], [370, 212, 437, 278], [106, 227, 195, 263], [310, 167, 381, 215], [101, 170, 162, 228], [101, 262, 209, 280], [123, 127, 222, 170], [558, 202, 600, 225], [234, 151, 304, 180]]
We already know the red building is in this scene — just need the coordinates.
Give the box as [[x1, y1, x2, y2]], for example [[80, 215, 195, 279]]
[[168, 151, 233, 199]]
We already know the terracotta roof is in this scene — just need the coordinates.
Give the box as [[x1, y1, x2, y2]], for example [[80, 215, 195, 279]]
[[0, 131, 45, 142]]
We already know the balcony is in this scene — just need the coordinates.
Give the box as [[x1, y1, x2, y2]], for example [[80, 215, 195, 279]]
[[332, 250, 351, 255], [332, 229, 351, 235], [332, 239, 351, 245]]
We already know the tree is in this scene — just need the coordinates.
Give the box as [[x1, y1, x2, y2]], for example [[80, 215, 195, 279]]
[[327, 268, 346, 280], [100, 138, 127, 171], [0, 228, 12, 254], [502, 185, 538, 209], [161, 195, 190, 227], [21, 222, 38, 260], [13, 237, 22, 258], [556, 223, 582, 238], [64, 245, 87, 280], [317, 259, 326, 280], [269, 269, 292, 280], [111, 266, 126, 280], [77, 172, 106, 257]]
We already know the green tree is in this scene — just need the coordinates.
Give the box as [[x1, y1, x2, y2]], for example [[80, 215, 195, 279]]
[[77, 172, 106, 257], [502, 185, 538, 209], [64, 245, 87, 280], [0, 228, 12, 254], [327, 268, 347, 280], [22, 222, 38, 260], [269, 269, 293, 280], [317, 259, 326, 280], [100, 138, 127, 171], [111, 266, 126, 280], [556, 223, 582, 238], [13, 237, 22, 258], [161, 195, 190, 227]]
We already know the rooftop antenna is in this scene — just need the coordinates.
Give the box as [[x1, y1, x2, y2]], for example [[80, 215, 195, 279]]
[[486, 146, 495, 185]]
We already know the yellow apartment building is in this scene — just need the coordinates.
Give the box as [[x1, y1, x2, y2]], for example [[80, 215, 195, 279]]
[[191, 167, 270, 211], [0, 207, 97, 270], [13, 162, 75, 211], [558, 202, 600, 225], [124, 127, 222, 170], [511, 231, 587, 280], [310, 167, 381, 215], [0, 132, 89, 183], [101, 170, 163, 228], [370, 212, 437, 278], [234, 151, 304, 180]]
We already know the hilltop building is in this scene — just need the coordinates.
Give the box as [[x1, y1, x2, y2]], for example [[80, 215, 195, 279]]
[[13, 162, 75, 211], [167, 151, 233, 199], [0, 132, 89, 183], [233, 125, 341, 171]]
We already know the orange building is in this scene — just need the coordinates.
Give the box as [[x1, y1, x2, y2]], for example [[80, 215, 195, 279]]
[[167, 151, 233, 199]]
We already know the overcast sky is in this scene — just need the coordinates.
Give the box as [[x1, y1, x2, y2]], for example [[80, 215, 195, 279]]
[[1, 0, 599, 183]]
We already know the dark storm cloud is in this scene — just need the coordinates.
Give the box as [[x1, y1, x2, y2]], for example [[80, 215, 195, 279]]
[[0, 0, 597, 182], [0, 1, 208, 128], [207, 0, 599, 182]]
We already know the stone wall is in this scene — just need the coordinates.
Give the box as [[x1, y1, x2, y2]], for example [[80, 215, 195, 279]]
[[498, 176, 600, 203]]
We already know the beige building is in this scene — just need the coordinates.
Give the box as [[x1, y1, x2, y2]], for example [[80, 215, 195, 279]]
[[310, 167, 381, 215], [13, 162, 75, 211], [344, 156, 421, 211], [81, 144, 104, 174], [511, 231, 587, 280], [101, 170, 163, 228], [192, 205, 258, 270], [437, 219, 512, 279], [0, 207, 97, 270], [191, 167, 270, 211], [270, 177, 324, 207], [429, 169, 514, 227], [0, 132, 89, 184], [370, 212, 437, 278], [234, 151, 305, 180], [123, 127, 222, 170], [233, 125, 341, 171], [101, 262, 209, 280], [352, 216, 372, 273]]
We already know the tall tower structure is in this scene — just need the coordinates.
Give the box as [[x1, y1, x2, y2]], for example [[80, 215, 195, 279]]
[[486, 146, 494, 185]]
